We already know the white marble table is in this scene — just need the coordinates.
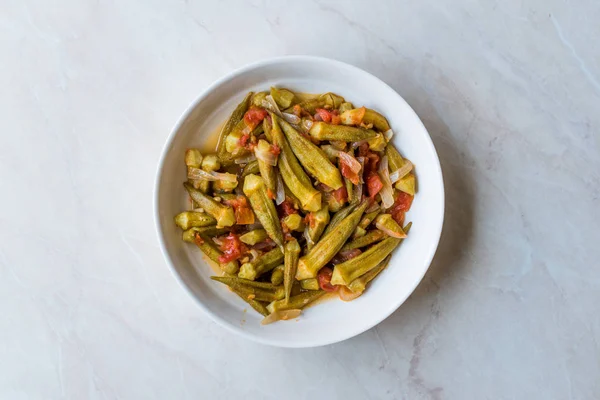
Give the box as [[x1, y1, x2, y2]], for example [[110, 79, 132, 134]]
[[2, 0, 599, 399]]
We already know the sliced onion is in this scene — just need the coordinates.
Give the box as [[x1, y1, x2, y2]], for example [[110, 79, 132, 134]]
[[375, 221, 407, 239], [212, 237, 224, 246], [261, 309, 302, 325], [338, 152, 361, 173], [339, 286, 362, 302], [275, 172, 285, 205], [301, 119, 314, 131], [378, 156, 395, 209], [389, 160, 413, 183], [249, 249, 260, 262], [254, 145, 278, 166], [282, 112, 301, 125], [351, 140, 369, 149], [234, 154, 257, 164], [384, 129, 394, 141], [241, 124, 252, 135], [356, 157, 365, 184], [322, 145, 362, 175], [188, 167, 238, 183], [353, 182, 363, 202], [330, 140, 347, 150]]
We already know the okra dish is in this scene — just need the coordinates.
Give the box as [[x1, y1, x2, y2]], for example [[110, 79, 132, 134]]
[[175, 88, 416, 324]]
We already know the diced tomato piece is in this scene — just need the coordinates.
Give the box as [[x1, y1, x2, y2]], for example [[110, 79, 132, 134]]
[[305, 212, 317, 229], [340, 158, 360, 185], [331, 185, 348, 203], [239, 133, 251, 148], [277, 197, 297, 217], [243, 107, 268, 130], [366, 172, 384, 198], [224, 196, 255, 225], [270, 144, 281, 156], [392, 191, 414, 213], [331, 114, 341, 125], [193, 232, 204, 245], [317, 267, 339, 292], [391, 209, 405, 226], [315, 108, 333, 123], [292, 104, 303, 117], [218, 233, 247, 263], [357, 143, 370, 157]]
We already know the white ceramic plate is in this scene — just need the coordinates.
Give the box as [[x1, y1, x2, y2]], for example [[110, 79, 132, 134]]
[[154, 56, 444, 347]]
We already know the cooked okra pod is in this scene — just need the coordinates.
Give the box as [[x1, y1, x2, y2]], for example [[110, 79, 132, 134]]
[[278, 118, 343, 190], [270, 265, 284, 285], [217, 92, 252, 166], [240, 160, 260, 179], [238, 247, 284, 280], [239, 229, 269, 245], [341, 229, 387, 251], [255, 139, 278, 191], [284, 239, 301, 303], [211, 276, 284, 302], [270, 87, 295, 109], [231, 287, 270, 316], [322, 203, 356, 237], [347, 255, 392, 294], [300, 278, 320, 290], [309, 122, 378, 142], [330, 237, 402, 286], [243, 174, 284, 250], [174, 211, 217, 230], [305, 205, 330, 250], [184, 183, 235, 228], [296, 201, 369, 280], [267, 290, 325, 313], [187, 232, 238, 274], [374, 214, 407, 238], [282, 214, 305, 232], [270, 113, 321, 212]]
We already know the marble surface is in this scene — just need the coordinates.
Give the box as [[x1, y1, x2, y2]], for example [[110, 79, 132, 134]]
[[1, 0, 599, 399]]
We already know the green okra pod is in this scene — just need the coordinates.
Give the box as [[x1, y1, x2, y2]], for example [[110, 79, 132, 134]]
[[270, 265, 284, 285], [347, 255, 392, 294], [305, 205, 330, 250], [217, 92, 253, 166], [396, 172, 416, 195], [341, 229, 387, 251], [255, 139, 278, 191], [270, 87, 295, 109], [296, 201, 369, 280], [330, 236, 402, 286], [185, 231, 238, 274], [211, 276, 284, 302], [239, 229, 269, 246], [270, 113, 321, 212], [184, 183, 236, 228], [278, 118, 343, 190], [238, 247, 284, 280], [182, 226, 230, 243], [363, 108, 391, 132], [282, 214, 305, 232], [374, 214, 407, 238], [243, 174, 284, 250], [267, 290, 325, 313], [300, 278, 320, 290], [322, 203, 356, 237], [174, 211, 216, 230], [231, 288, 269, 316], [240, 160, 260, 179], [309, 122, 378, 142], [284, 238, 301, 303]]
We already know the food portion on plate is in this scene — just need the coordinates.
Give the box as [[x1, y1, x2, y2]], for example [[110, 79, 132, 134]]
[[174, 88, 416, 324]]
